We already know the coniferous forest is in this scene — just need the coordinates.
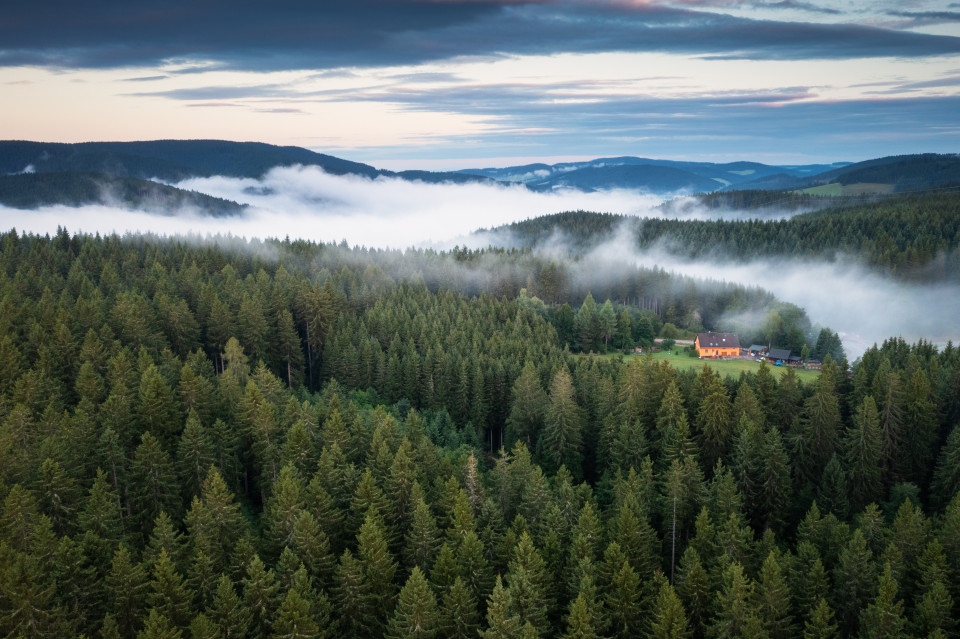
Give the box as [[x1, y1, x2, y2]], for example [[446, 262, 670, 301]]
[[2, 226, 960, 639]]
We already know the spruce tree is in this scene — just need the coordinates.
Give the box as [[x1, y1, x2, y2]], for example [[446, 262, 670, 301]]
[[386, 566, 439, 639], [858, 562, 906, 639]]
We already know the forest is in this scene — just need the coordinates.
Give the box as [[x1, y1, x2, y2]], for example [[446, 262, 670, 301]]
[[1, 227, 959, 638]]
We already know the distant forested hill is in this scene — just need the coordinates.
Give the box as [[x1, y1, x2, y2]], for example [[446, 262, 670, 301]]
[[0, 171, 246, 215], [487, 191, 960, 281], [0, 140, 491, 184], [738, 153, 960, 192]]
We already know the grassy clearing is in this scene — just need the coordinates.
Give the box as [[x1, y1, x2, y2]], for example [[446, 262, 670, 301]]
[[587, 349, 821, 382], [800, 182, 895, 196]]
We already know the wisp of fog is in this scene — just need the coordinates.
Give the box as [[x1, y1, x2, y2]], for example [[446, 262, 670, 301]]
[[1, 164, 956, 358]]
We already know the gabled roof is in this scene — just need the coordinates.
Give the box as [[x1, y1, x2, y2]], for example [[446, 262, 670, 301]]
[[696, 333, 741, 349], [768, 348, 791, 360], [748, 344, 765, 352]]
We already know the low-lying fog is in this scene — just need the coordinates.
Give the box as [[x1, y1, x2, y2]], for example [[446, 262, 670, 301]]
[[2, 165, 956, 359]]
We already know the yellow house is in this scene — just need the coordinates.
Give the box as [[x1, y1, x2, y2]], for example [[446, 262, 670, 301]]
[[696, 332, 741, 358]]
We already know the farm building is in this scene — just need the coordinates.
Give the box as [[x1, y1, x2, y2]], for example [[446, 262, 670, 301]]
[[695, 332, 741, 358], [767, 348, 791, 363], [748, 344, 766, 357]]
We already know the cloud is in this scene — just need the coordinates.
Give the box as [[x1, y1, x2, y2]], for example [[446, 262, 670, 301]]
[[0, 165, 664, 248], [342, 94, 960, 164], [2, 0, 958, 71], [887, 10, 960, 22]]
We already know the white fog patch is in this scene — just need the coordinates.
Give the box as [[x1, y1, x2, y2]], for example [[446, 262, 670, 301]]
[[658, 195, 814, 221], [171, 165, 666, 248], [572, 224, 960, 359]]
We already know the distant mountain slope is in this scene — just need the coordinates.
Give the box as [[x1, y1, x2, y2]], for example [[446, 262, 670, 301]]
[[0, 140, 490, 185], [458, 156, 849, 194], [737, 154, 960, 192], [0, 172, 246, 216], [527, 164, 723, 193]]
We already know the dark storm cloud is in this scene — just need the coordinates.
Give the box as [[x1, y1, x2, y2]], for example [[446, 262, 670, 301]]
[[761, 1, 842, 14], [1, 0, 958, 71], [887, 10, 960, 22], [121, 75, 168, 82]]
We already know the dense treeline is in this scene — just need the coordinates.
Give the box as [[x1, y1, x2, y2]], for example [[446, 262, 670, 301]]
[[1, 228, 960, 638], [495, 192, 960, 281]]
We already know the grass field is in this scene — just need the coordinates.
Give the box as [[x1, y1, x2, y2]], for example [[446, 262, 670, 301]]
[[611, 349, 822, 382], [799, 182, 894, 196]]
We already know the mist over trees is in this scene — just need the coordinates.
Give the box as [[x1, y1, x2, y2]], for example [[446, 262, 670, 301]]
[[491, 192, 960, 282], [1, 227, 959, 638]]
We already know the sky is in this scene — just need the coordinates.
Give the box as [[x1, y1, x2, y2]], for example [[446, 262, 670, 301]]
[[3, 0, 960, 169]]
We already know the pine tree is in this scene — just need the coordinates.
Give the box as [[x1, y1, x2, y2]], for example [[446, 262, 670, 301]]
[[136, 362, 180, 441], [843, 396, 883, 512], [439, 576, 480, 639], [603, 558, 642, 639], [271, 588, 319, 639], [386, 566, 439, 639], [931, 424, 960, 509], [131, 431, 180, 529], [832, 529, 877, 635], [37, 456, 79, 536], [189, 613, 221, 639], [505, 532, 552, 637], [357, 509, 399, 632], [137, 608, 183, 639], [263, 464, 306, 557], [815, 455, 848, 519], [708, 561, 763, 639], [290, 510, 335, 588], [506, 362, 546, 449], [756, 551, 794, 639], [802, 598, 838, 639], [147, 547, 194, 630], [243, 555, 280, 639], [209, 574, 253, 639], [79, 467, 124, 551], [858, 562, 906, 639], [105, 543, 148, 635], [562, 588, 600, 639], [404, 496, 440, 573], [793, 361, 841, 482], [697, 387, 732, 470], [334, 549, 373, 639], [481, 575, 521, 639], [176, 409, 214, 499], [648, 579, 690, 639], [539, 369, 583, 477]]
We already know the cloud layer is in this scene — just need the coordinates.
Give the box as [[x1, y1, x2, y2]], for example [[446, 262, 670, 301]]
[[3, 1, 959, 71], [3, 166, 957, 357]]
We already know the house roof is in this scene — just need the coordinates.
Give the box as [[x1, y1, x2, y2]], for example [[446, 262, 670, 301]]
[[748, 344, 765, 352], [768, 348, 791, 360], [696, 333, 741, 349]]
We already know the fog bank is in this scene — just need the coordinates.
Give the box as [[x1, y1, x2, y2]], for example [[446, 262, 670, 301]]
[[571, 226, 960, 359], [2, 165, 955, 358]]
